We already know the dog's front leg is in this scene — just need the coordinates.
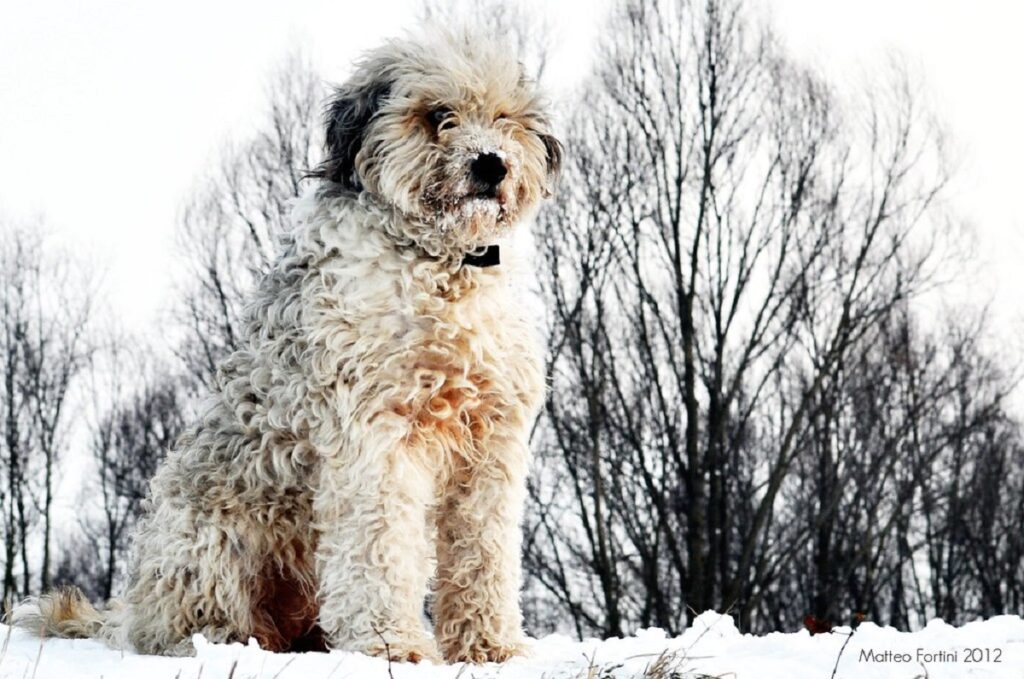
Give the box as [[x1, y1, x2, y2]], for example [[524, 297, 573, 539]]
[[314, 424, 439, 662], [434, 433, 530, 663]]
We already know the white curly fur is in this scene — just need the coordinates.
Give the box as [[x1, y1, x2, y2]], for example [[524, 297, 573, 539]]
[[12, 30, 557, 664]]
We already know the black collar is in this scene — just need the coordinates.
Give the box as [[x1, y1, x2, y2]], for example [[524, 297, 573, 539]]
[[462, 244, 500, 268]]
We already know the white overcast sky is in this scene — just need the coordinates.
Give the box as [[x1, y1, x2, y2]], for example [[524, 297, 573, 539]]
[[1, 0, 1022, 337]]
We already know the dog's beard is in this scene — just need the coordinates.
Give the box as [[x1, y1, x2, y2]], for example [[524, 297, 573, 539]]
[[459, 195, 502, 220], [421, 174, 519, 241], [429, 195, 510, 247]]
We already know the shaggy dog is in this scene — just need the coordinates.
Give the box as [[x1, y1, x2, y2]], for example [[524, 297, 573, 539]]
[[13, 30, 560, 664]]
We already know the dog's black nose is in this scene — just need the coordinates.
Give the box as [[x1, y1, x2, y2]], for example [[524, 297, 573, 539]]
[[470, 152, 507, 188]]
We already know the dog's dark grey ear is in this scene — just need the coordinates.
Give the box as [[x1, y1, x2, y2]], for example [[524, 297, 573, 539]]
[[539, 132, 563, 183], [313, 76, 391, 190]]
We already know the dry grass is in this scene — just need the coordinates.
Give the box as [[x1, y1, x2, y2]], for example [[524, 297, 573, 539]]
[[551, 612, 735, 679], [550, 647, 730, 679]]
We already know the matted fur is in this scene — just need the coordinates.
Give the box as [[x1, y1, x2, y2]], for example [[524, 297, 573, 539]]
[[12, 30, 559, 663]]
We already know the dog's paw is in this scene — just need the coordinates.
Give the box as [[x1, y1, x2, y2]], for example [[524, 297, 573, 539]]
[[444, 637, 530, 664], [365, 639, 441, 664]]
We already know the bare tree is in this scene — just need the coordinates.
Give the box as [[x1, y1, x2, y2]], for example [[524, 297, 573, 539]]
[[51, 532, 107, 604], [173, 52, 324, 388], [527, 0, 959, 635], [21, 263, 95, 592], [83, 340, 186, 599], [0, 221, 96, 599], [0, 225, 38, 602]]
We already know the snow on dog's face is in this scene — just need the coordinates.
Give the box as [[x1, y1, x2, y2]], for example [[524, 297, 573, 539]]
[[313, 32, 562, 257]]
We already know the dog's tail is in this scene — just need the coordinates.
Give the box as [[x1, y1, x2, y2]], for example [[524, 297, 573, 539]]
[[8, 586, 108, 640]]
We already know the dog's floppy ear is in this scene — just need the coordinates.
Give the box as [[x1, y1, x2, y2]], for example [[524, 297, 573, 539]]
[[534, 127, 563, 198], [313, 74, 392, 190], [539, 132, 563, 179]]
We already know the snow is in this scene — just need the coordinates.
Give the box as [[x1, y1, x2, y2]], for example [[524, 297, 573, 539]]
[[1, 612, 1023, 678]]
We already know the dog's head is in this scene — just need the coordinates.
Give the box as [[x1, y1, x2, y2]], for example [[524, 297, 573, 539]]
[[312, 32, 562, 257]]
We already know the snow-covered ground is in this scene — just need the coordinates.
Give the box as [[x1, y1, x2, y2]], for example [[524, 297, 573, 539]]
[[1, 612, 1023, 678]]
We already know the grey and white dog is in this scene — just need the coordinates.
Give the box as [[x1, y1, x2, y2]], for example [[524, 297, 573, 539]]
[[13, 29, 561, 664]]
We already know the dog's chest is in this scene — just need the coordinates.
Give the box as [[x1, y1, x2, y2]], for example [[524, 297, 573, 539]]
[[400, 286, 542, 432], [309, 250, 544, 447]]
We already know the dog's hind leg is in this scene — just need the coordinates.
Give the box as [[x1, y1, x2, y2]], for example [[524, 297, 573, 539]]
[[119, 502, 274, 655], [314, 420, 439, 662]]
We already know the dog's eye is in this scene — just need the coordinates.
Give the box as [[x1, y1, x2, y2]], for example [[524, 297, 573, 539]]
[[427, 106, 454, 130]]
